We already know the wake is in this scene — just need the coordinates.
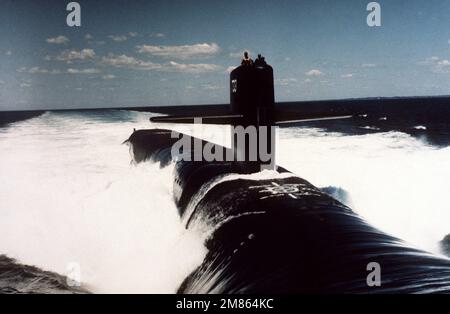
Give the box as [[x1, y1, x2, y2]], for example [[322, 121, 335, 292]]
[[0, 111, 205, 293]]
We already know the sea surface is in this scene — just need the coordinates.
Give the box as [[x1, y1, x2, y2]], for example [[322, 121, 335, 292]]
[[0, 109, 449, 293]]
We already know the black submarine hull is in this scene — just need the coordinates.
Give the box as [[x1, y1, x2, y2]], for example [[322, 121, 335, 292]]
[[127, 129, 450, 294]]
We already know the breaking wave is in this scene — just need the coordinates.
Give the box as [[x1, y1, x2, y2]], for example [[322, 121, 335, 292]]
[[0, 111, 206, 293], [0, 110, 449, 292]]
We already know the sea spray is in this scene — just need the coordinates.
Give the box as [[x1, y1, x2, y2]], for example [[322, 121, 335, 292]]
[[0, 110, 449, 293], [0, 111, 206, 293], [278, 127, 450, 255]]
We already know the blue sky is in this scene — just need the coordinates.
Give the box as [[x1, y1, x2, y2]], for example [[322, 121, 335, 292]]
[[2, 0, 450, 110]]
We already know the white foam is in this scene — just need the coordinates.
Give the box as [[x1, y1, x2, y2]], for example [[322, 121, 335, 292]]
[[168, 121, 450, 255], [1, 112, 449, 293], [0, 111, 206, 293], [168, 122, 450, 255], [277, 127, 450, 254]]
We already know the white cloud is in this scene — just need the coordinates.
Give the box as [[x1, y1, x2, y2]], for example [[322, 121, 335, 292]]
[[163, 61, 221, 73], [101, 54, 223, 73], [304, 78, 312, 83], [17, 67, 60, 74], [108, 35, 127, 42], [128, 32, 138, 37], [0, 80, 5, 84], [101, 54, 220, 73], [202, 84, 223, 90], [148, 33, 166, 38], [29, 67, 54, 74], [20, 83, 32, 88], [420, 56, 450, 73], [306, 69, 322, 76], [226, 66, 237, 73], [137, 43, 220, 59], [361, 63, 376, 68], [5, 50, 12, 56], [101, 54, 161, 70], [46, 35, 69, 44], [17, 66, 100, 75], [67, 68, 100, 74], [275, 78, 298, 86], [85, 34, 93, 40], [56, 49, 96, 63], [229, 50, 252, 59], [341, 73, 353, 79], [102, 74, 116, 80]]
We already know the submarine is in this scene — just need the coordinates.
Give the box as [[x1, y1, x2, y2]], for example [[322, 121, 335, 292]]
[[150, 53, 352, 173], [127, 53, 450, 293]]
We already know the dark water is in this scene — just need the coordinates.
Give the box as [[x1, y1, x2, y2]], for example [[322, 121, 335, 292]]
[[0, 111, 45, 128], [288, 115, 450, 147], [0, 255, 87, 294]]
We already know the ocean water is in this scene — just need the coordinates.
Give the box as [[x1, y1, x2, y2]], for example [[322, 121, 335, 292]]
[[278, 127, 450, 254], [0, 111, 206, 293], [0, 110, 449, 293]]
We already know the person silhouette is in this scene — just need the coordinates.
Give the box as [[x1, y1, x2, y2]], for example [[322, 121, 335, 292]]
[[254, 54, 267, 66], [241, 51, 253, 66]]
